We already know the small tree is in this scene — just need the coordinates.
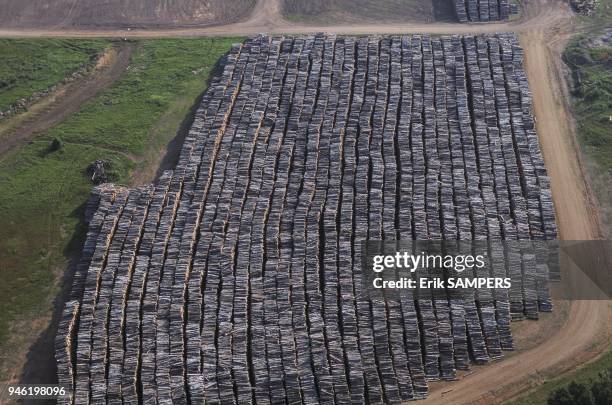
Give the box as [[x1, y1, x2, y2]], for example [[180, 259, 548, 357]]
[[50, 137, 63, 152], [549, 386, 577, 405], [548, 382, 594, 405], [591, 368, 612, 405], [568, 381, 594, 405]]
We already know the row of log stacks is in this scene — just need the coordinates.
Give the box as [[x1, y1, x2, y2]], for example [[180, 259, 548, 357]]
[[454, 0, 511, 22]]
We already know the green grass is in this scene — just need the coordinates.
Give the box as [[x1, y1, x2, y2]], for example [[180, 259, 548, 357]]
[[563, 38, 612, 170], [0, 37, 242, 379], [0, 39, 108, 112], [563, 2, 612, 235], [506, 348, 612, 404]]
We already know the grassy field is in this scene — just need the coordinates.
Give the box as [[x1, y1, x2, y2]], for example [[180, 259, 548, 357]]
[[0, 37, 241, 381], [563, 0, 612, 235], [563, 0, 612, 172], [0, 39, 107, 112], [564, 35, 612, 166], [507, 348, 612, 404]]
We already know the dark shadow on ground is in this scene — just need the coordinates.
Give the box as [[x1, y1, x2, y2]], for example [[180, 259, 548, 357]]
[[17, 201, 88, 405], [152, 52, 229, 182]]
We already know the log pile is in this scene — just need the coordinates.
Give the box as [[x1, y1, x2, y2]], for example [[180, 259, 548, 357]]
[[453, 0, 513, 21], [570, 0, 599, 15], [57, 33, 557, 403]]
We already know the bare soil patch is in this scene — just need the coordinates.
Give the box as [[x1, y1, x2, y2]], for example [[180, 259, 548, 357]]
[[0, 0, 568, 38], [282, 0, 443, 24], [0, 0, 255, 29]]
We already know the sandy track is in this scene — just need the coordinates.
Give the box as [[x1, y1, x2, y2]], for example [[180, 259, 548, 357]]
[[521, 16, 604, 241], [424, 301, 610, 404], [0, 0, 566, 37], [0, 42, 134, 157], [1, 0, 608, 402]]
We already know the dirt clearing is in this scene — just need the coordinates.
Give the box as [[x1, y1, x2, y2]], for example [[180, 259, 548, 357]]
[[282, 0, 444, 24], [0, 0, 254, 29]]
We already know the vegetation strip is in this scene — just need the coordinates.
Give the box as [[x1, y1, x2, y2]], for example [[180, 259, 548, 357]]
[[563, 32, 612, 235], [0, 39, 107, 115]]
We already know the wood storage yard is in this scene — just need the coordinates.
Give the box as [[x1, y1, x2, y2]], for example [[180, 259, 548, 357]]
[[56, 33, 559, 403]]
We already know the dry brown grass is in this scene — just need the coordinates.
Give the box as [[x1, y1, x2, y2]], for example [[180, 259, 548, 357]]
[[281, 0, 455, 24]]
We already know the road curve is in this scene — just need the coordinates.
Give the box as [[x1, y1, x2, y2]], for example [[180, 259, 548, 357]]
[[424, 301, 610, 404]]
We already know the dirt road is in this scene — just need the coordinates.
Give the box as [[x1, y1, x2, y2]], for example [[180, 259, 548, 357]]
[[425, 301, 610, 403], [0, 42, 134, 157], [425, 2, 610, 403], [0, 0, 570, 37], [521, 10, 604, 241]]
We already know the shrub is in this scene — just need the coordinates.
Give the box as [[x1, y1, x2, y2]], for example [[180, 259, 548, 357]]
[[49, 137, 63, 152]]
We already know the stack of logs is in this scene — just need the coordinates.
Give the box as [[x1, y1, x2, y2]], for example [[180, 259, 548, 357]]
[[454, 0, 512, 21]]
